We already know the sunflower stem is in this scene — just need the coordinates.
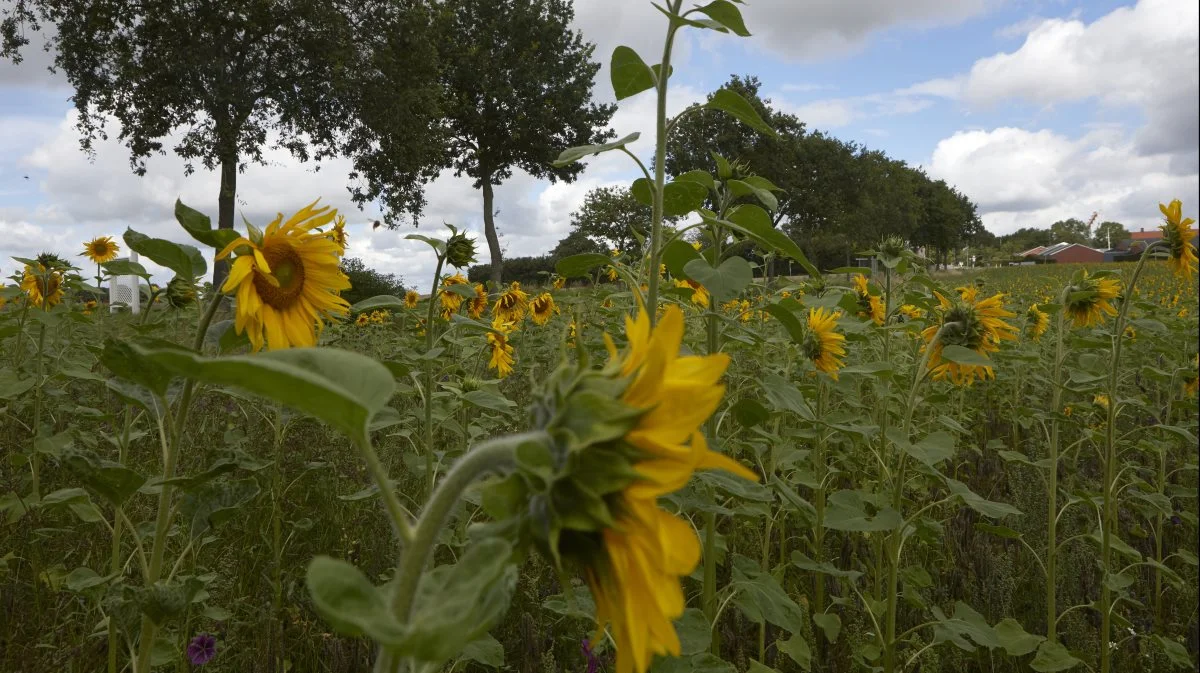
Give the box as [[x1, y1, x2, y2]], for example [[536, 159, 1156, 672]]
[[376, 432, 539, 673], [132, 292, 222, 673], [1045, 289, 1068, 643], [883, 322, 948, 673], [1099, 242, 1158, 673], [423, 255, 446, 498], [645, 0, 683, 326]]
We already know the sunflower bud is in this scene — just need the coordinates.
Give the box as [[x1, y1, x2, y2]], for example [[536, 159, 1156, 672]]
[[445, 227, 478, 268], [166, 276, 198, 308]]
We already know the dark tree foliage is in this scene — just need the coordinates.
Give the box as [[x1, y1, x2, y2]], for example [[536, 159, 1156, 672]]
[[560, 186, 652, 256], [435, 0, 614, 288], [467, 255, 557, 288], [550, 228, 605, 259], [1049, 218, 1091, 245], [1, 0, 441, 288], [339, 257, 406, 306], [666, 75, 983, 271], [1092, 221, 1130, 249]]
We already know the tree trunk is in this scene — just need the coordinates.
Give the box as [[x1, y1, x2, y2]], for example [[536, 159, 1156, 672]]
[[213, 150, 238, 291], [481, 175, 503, 289]]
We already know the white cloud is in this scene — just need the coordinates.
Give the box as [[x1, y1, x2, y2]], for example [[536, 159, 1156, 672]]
[[775, 89, 936, 130], [1, 80, 704, 288], [928, 125, 1200, 236], [742, 0, 989, 61]]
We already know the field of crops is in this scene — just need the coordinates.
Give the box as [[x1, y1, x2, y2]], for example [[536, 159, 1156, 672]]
[[2, 215, 1198, 673], [2, 1, 1198, 671]]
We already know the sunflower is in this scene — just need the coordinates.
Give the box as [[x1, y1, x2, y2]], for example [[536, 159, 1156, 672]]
[[440, 273, 469, 319], [494, 282, 529, 323], [370, 310, 390, 324], [530, 292, 558, 326], [852, 274, 884, 325], [1159, 199, 1197, 280], [1093, 394, 1110, 411], [1184, 355, 1198, 397], [355, 313, 371, 327], [672, 279, 710, 309], [21, 257, 67, 308], [552, 275, 566, 290], [1026, 304, 1050, 341], [955, 285, 979, 303], [468, 283, 489, 319], [606, 265, 619, 282], [82, 236, 120, 264], [581, 306, 758, 673], [82, 299, 97, 315], [898, 304, 924, 321], [487, 317, 515, 378], [404, 289, 420, 309], [802, 307, 846, 379], [921, 290, 1018, 386], [329, 215, 349, 255], [1064, 270, 1120, 328], [216, 199, 350, 351]]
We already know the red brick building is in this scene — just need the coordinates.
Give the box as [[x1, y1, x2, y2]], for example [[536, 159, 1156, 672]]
[[1022, 242, 1105, 264]]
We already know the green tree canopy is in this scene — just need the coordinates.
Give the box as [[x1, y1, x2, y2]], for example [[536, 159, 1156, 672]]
[[1093, 221, 1130, 248], [340, 257, 406, 306], [1, 0, 442, 288], [1049, 218, 1091, 245], [434, 0, 614, 288], [559, 186, 652, 256]]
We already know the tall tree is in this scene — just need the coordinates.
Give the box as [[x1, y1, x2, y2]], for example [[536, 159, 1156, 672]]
[[1049, 218, 1091, 245], [437, 0, 613, 288], [561, 186, 652, 256], [1, 0, 440, 289], [1092, 221, 1130, 249]]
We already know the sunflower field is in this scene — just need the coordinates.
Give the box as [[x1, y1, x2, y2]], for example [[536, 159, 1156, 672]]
[[2, 3, 1198, 673]]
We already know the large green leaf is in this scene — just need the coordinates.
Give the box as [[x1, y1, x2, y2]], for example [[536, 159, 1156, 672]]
[[138, 347, 394, 444], [552, 132, 640, 167], [556, 253, 613, 278], [994, 618, 1044, 656], [705, 89, 775, 137], [695, 1, 751, 36], [1030, 640, 1082, 672], [62, 448, 146, 506], [683, 257, 751, 303], [940, 345, 993, 367], [729, 555, 805, 633], [179, 478, 261, 539], [610, 46, 656, 100], [124, 228, 206, 278], [175, 199, 239, 249], [719, 205, 819, 278], [353, 295, 408, 312]]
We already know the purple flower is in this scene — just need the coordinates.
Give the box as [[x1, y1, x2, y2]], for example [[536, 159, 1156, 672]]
[[581, 637, 599, 673], [187, 633, 217, 666]]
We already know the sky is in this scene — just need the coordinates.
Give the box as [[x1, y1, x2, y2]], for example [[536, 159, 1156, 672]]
[[0, 0, 1197, 287]]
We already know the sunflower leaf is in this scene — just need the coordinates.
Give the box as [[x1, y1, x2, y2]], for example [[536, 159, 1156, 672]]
[[135, 347, 394, 445]]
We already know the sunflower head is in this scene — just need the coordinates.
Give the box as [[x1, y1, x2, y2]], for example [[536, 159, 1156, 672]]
[[440, 273, 469, 319], [873, 235, 913, 269], [898, 304, 925, 321], [852, 275, 885, 325], [216, 199, 351, 351], [468, 283, 490, 319], [485, 306, 757, 673], [82, 299, 97, 315], [166, 275, 198, 308], [486, 316, 516, 378], [802, 307, 846, 379], [1025, 304, 1050, 341], [530, 292, 558, 326], [82, 236, 120, 264], [494, 282, 529, 322], [1158, 199, 1197, 280], [328, 215, 349, 254], [445, 226, 478, 268], [552, 275, 566, 290], [921, 290, 1018, 386], [355, 313, 371, 327], [20, 254, 69, 309], [1184, 355, 1198, 397], [404, 289, 420, 309], [1063, 270, 1120, 329]]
